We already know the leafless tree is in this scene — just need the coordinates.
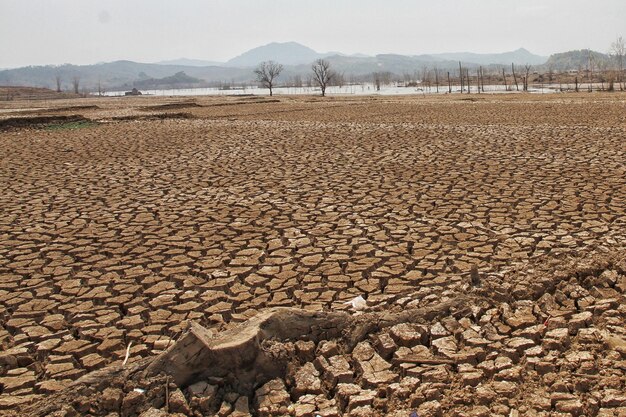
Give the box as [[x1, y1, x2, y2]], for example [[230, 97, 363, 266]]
[[481, 67, 486, 92], [55, 75, 62, 93], [311, 59, 335, 97], [421, 65, 430, 91], [597, 60, 608, 91], [72, 76, 80, 94], [587, 49, 593, 93], [610, 36, 625, 90], [547, 64, 554, 83], [253, 61, 284, 96], [511, 63, 519, 91], [523, 64, 532, 92], [373, 72, 381, 91], [502, 67, 508, 91]]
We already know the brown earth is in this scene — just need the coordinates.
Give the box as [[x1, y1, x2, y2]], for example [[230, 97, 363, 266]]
[[0, 93, 625, 416]]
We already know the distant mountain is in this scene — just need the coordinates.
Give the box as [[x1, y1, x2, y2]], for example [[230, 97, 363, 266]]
[[543, 49, 611, 71], [226, 42, 323, 67], [429, 48, 548, 66], [0, 42, 606, 92], [155, 58, 223, 67], [0, 61, 252, 92], [225, 43, 547, 69]]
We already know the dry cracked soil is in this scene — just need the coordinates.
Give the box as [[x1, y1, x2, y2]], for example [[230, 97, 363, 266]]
[[0, 93, 625, 417]]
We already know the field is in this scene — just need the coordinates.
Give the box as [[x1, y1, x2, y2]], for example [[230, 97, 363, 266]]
[[0, 94, 625, 416]]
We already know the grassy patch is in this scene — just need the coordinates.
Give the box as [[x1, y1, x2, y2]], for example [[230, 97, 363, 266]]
[[45, 120, 97, 131]]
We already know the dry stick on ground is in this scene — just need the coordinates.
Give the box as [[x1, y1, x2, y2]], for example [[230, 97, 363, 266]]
[[122, 341, 133, 366]]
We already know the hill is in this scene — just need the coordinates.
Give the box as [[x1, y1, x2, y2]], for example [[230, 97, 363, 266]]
[[430, 48, 547, 66], [543, 49, 612, 71], [226, 42, 323, 67], [0, 61, 251, 92]]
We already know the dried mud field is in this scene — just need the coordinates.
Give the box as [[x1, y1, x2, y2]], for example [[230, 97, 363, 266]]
[[0, 94, 625, 417]]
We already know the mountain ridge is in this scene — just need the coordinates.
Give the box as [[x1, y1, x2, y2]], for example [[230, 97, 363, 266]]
[[0, 42, 605, 91]]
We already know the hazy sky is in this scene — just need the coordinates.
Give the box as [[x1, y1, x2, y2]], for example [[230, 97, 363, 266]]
[[2, 0, 625, 68]]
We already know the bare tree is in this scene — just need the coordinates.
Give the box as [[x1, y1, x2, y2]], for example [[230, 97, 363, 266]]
[[373, 72, 381, 91], [502, 67, 508, 91], [72, 76, 80, 94], [547, 64, 554, 83], [610, 36, 625, 90], [523, 64, 532, 92], [587, 49, 593, 93], [254, 61, 284, 96], [55, 75, 62, 93], [511, 63, 519, 91], [311, 59, 335, 97], [597, 60, 608, 91]]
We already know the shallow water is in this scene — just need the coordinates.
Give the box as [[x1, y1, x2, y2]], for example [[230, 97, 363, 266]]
[[104, 83, 558, 97]]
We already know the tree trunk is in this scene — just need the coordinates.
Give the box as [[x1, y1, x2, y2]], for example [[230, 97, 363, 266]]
[[502, 68, 508, 91]]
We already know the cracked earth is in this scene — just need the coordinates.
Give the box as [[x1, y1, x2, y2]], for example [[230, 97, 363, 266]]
[[0, 94, 625, 416]]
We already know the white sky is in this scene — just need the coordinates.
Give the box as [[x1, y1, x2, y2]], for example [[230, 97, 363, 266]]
[[1, 0, 625, 68]]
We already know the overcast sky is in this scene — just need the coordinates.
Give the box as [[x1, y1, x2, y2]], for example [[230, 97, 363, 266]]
[[1, 0, 625, 68]]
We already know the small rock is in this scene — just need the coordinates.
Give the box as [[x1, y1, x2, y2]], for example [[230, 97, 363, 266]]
[[231, 395, 251, 417], [121, 390, 147, 417], [101, 387, 124, 411], [168, 388, 191, 415], [417, 400, 442, 417], [390, 323, 426, 347]]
